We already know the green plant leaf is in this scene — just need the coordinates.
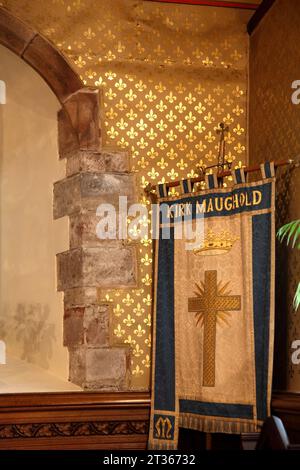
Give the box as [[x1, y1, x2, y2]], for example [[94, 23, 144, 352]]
[[277, 220, 300, 248], [293, 282, 300, 311]]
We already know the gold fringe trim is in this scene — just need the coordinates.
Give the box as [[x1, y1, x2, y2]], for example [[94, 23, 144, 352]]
[[148, 440, 177, 450], [179, 414, 261, 434]]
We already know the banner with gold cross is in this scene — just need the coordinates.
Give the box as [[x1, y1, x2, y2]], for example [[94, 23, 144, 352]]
[[149, 162, 275, 450]]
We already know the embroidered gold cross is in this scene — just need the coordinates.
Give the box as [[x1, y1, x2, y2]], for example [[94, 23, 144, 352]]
[[188, 270, 241, 387]]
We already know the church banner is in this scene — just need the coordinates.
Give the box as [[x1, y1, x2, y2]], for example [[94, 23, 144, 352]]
[[149, 163, 275, 450]]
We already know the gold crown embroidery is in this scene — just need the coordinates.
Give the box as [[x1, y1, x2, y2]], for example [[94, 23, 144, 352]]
[[193, 229, 239, 256]]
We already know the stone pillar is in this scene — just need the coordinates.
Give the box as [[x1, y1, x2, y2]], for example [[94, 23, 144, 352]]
[[54, 88, 137, 390]]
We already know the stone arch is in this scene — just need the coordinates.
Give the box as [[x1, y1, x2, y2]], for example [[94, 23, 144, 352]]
[[0, 7, 81, 104], [0, 7, 136, 390]]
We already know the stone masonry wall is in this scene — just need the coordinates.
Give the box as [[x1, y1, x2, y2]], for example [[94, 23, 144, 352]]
[[54, 88, 137, 390]]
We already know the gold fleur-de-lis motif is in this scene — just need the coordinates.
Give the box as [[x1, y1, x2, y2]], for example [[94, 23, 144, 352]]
[[134, 325, 146, 337], [213, 103, 224, 115], [176, 159, 187, 170], [185, 112, 196, 123], [177, 139, 187, 151], [137, 137, 148, 149], [133, 303, 145, 316], [194, 121, 206, 133], [223, 94, 234, 106], [234, 143, 245, 154], [147, 167, 159, 180], [144, 128, 156, 140], [113, 304, 124, 317], [157, 158, 168, 169], [166, 110, 177, 122], [166, 130, 177, 142], [142, 355, 151, 368], [233, 105, 244, 116], [204, 112, 215, 124], [117, 137, 129, 148], [145, 90, 157, 102], [135, 100, 147, 111], [114, 324, 125, 338], [156, 119, 167, 132], [195, 102, 206, 114], [223, 113, 234, 125], [106, 108, 117, 119], [141, 254, 152, 266], [156, 100, 167, 112], [74, 55, 86, 68], [144, 314, 152, 327], [135, 79, 146, 91], [167, 168, 179, 180], [146, 109, 157, 121], [127, 127, 138, 139], [224, 132, 235, 144], [204, 94, 215, 106], [156, 139, 168, 150], [104, 50, 116, 61], [205, 131, 215, 143], [155, 82, 166, 93], [167, 148, 178, 160], [175, 121, 186, 133], [132, 364, 144, 376], [137, 157, 149, 169], [202, 56, 213, 66], [147, 147, 158, 159], [166, 91, 176, 103], [125, 89, 137, 101], [141, 274, 152, 286], [187, 169, 199, 178], [145, 335, 152, 348], [233, 124, 244, 135], [115, 78, 127, 90], [107, 127, 118, 139], [116, 99, 127, 110], [106, 88, 116, 100], [186, 131, 196, 142], [116, 118, 128, 130], [133, 344, 144, 357], [185, 92, 196, 104], [195, 140, 207, 152], [116, 41, 125, 53], [125, 335, 136, 346], [232, 86, 244, 98], [136, 119, 148, 131], [122, 294, 134, 306], [175, 83, 186, 94], [123, 314, 136, 327], [175, 102, 186, 114], [126, 109, 137, 120], [105, 71, 116, 80]]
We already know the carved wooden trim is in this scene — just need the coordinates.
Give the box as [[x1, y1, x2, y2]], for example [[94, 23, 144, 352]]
[[0, 392, 150, 449], [0, 6, 82, 103], [0, 420, 148, 439]]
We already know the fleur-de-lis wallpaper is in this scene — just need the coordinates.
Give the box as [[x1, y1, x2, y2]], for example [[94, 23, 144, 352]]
[[2, 0, 252, 389]]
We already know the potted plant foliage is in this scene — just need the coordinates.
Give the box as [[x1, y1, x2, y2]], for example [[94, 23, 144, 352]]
[[277, 220, 300, 311]]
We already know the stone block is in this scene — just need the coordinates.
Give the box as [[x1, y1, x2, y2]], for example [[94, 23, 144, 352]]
[[66, 150, 130, 176], [57, 246, 137, 290], [63, 307, 84, 346], [64, 305, 109, 347], [58, 88, 101, 157], [64, 287, 99, 308], [68, 346, 128, 390], [53, 172, 136, 219], [69, 211, 124, 248]]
